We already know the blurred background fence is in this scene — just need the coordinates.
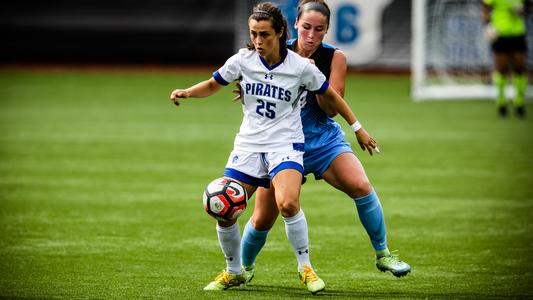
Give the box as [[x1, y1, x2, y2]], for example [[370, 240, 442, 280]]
[[0, 0, 411, 70], [3, 0, 533, 76]]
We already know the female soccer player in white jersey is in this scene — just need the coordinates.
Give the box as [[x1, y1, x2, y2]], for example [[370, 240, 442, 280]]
[[240, 0, 411, 282], [169, 2, 377, 294]]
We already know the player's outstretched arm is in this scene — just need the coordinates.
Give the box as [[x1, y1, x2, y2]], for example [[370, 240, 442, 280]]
[[170, 77, 224, 106], [322, 87, 379, 155]]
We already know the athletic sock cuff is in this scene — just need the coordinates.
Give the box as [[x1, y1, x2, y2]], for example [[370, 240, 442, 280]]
[[354, 189, 377, 206], [244, 219, 269, 238], [282, 209, 304, 225], [216, 222, 239, 233]]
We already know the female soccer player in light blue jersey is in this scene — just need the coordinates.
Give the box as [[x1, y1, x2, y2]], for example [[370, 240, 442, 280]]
[[170, 2, 378, 294], [240, 0, 411, 282]]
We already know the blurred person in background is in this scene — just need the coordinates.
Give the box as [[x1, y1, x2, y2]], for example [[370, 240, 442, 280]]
[[239, 0, 411, 286], [482, 0, 531, 118]]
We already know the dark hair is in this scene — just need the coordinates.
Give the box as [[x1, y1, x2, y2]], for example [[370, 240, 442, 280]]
[[297, 0, 331, 28], [246, 2, 289, 56]]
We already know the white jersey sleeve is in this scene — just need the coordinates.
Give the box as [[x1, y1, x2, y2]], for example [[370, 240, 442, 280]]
[[212, 51, 243, 85], [301, 63, 329, 94]]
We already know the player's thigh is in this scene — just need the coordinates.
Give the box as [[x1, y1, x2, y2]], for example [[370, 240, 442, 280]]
[[271, 169, 302, 216], [493, 52, 510, 73], [227, 179, 257, 201], [511, 51, 527, 72], [321, 152, 372, 198], [252, 186, 279, 230]]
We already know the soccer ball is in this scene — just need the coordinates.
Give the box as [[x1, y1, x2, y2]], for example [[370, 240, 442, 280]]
[[202, 177, 248, 222]]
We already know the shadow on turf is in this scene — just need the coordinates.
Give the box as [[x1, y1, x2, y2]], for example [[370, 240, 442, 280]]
[[235, 284, 529, 299], [237, 284, 400, 298]]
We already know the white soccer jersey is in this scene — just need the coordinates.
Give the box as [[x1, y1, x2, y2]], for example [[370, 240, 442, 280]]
[[213, 48, 329, 152]]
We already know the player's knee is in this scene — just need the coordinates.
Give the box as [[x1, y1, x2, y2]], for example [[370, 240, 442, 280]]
[[344, 179, 373, 198], [277, 200, 300, 218], [252, 214, 277, 231]]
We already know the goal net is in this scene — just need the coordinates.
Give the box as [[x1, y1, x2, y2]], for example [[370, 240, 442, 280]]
[[411, 0, 533, 100]]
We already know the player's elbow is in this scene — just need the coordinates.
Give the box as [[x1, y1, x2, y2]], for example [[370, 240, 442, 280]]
[[317, 95, 339, 117], [324, 109, 338, 118]]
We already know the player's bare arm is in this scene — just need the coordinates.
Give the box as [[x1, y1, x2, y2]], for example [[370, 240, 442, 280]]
[[170, 77, 223, 106], [316, 49, 347, 117], [322, 87, 378, 155]]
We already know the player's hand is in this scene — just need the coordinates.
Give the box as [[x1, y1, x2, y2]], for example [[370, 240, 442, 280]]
[[355, 128, 380, 156], [232, 82, 243, 102], [170, 89, 190, 106]]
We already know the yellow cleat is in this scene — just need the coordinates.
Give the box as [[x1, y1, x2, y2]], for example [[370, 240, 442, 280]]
[[298, 265, 325, 294], [203, 270, 246, 291]]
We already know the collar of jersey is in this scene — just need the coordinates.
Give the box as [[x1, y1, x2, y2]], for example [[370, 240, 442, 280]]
[[259, 50, 287, 71]]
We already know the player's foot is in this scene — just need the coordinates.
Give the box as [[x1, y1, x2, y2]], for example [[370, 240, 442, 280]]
[[243, 264, 255, 284], [203, 270, 246, 291], [376, 250, 411, 277], [298, 265, 325, 294], [498, 105, 508, 117], [515, 106, 526, 118]]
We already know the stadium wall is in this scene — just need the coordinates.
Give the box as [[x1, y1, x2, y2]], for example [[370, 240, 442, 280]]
[[0, 0, 411, 69], [0, 0, 410, 70], [0, 0, 235, 64]]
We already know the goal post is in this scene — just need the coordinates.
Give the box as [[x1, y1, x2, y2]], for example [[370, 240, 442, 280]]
[[411, 0, 533, 101]]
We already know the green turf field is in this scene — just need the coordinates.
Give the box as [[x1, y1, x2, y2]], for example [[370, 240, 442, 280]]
[[0, 69, 532, 299]]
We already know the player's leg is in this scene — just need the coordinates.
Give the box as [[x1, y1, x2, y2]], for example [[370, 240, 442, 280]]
[[321, 152, 410, 277], [218, 181, 257, 273], [204, 180, 258, 291], [272, 169, 324, 294], [240, 186, 279, 283], [321, 153, 380, 241], [270, 151, 325, 294], [511, 50, 527, 117], [203, 218, 246, 290], [272, 168, 306, 267], [204, 151, 264, 291], [492, 49, 510, 116]]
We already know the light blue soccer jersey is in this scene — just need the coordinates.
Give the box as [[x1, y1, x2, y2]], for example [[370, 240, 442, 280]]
[[287, 39, 353, 178], [300, 86, 346, 154]]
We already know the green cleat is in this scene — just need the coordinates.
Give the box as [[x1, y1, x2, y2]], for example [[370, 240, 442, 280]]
[[376, 250, 411, 277], [203, 270, 246, 291], [243, 264, 255, 284], [298, 265, 325, 294]]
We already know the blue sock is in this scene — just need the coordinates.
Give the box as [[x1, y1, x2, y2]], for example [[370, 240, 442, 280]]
[[241, 219, 269, 267], [354, 189, 388, 252]]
